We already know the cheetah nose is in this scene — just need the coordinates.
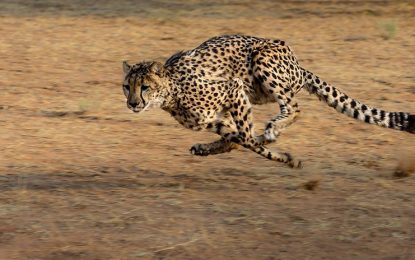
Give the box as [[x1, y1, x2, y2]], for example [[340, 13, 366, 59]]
[[128, 101, 138, 108]]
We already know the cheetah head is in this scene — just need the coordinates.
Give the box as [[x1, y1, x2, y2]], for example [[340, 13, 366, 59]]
[[122, 61, 169, 113]]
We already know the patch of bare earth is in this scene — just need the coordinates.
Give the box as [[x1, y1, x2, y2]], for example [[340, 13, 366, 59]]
[[1, 1, 414, 259]]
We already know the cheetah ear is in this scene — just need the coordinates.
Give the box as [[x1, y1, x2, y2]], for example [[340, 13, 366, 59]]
[[149, 61, 165, 76], [122, 61, 131, 74]]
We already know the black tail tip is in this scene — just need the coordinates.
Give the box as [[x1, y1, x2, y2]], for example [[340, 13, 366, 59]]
[[406, 114, 415, 134]]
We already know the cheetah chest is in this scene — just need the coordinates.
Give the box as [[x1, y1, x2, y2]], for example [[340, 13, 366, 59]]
[[167, 101, 222, 131]]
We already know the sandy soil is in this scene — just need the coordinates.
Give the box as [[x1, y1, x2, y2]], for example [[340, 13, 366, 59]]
[[1, 1, 415, 259]]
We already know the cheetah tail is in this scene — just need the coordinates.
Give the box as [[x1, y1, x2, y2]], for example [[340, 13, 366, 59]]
[[301, 69, 415, 134]]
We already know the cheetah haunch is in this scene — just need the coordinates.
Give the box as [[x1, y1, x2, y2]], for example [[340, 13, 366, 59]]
[[122, 35, 414, 168]]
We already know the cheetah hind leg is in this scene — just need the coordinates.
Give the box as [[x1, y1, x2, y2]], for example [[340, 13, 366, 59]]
[[224, 81, 302, 168], [264, 99, 300, 142]]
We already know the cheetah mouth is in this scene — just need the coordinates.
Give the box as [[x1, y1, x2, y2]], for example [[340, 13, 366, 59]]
[[127, 105, 143, 113], [130, 102, 151, 113]]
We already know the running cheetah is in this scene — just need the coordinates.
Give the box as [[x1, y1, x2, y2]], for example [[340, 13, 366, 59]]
[[122, 35, 414, 168]]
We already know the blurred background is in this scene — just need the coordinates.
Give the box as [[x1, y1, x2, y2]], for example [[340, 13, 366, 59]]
[[0, 0, 414, 259]]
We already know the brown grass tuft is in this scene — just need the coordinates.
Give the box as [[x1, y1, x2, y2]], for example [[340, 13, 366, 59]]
[[394, 153, 415, 178]]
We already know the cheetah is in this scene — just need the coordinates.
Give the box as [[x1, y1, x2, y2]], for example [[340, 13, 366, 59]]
[[122, 35, 414, 168]]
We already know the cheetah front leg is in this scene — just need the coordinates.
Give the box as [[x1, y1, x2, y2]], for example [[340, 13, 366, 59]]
[[190, 114, 239, 156], [190, 138, 238, 156], [190, 118, 273, 156]]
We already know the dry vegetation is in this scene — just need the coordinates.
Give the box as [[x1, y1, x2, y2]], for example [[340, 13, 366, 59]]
[[1, 0, 415, 259]]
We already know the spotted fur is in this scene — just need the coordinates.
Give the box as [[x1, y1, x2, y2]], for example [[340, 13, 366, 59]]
[[122, 35, 414, 167]]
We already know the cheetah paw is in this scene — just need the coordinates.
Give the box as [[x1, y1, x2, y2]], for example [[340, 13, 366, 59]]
[[288, 159, 303, 169], [283, 153, 303, 169], [190, 144, 210, 156], [264, 128, 280, 142]]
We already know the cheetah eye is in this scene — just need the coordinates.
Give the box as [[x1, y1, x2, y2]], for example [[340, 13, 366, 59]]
[[123, 84, 130, 91], [141, 85, 150, 92]]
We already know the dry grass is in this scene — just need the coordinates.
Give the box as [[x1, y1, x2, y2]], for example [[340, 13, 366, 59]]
[[378, 20, 398, 40], [302, 180, 320, 191]]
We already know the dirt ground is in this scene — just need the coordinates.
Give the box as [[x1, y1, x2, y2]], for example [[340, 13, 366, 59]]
[[1, 1, 415, 259]]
